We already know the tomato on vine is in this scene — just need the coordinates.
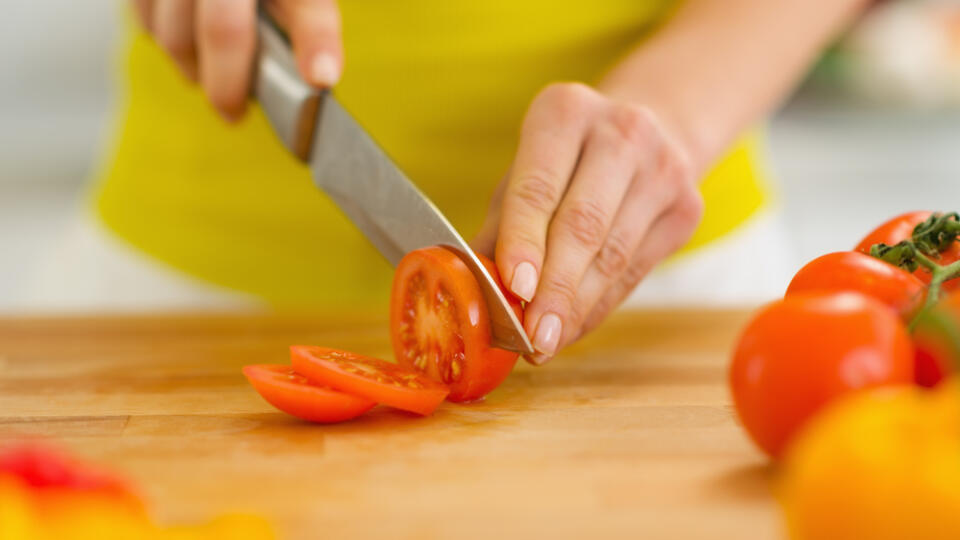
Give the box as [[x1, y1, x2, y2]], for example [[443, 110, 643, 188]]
[[786, 251, 925, 321], [729, 292, 913, 459]]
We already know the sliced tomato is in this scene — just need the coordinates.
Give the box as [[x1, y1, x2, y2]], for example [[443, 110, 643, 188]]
[[242, 364, 375, 423], [855, 211, 960, 292], [390, 247, 523, 403], [290, 346, 449, 416]]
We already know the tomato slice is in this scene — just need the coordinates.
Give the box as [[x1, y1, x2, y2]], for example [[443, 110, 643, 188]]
[[390, 246, 523, 402], [290, 347, 449, 416], [242, 364, 375, 423]]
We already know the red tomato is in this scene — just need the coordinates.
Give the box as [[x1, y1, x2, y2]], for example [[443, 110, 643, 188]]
[[0, 444, 142, 509], [855, 211, 960, 291], [911, 291, 960, 387], [730, 292, 914, 459], [290, 347, 449, 416], [785, 251, 926, 321], [390, 247, 523, 403], [243, 364, 376, 423]]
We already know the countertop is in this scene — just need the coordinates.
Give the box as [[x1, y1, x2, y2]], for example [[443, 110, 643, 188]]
[[0, 309, 779, 539]]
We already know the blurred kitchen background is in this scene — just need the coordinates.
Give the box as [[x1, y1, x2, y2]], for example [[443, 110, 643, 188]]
[[1, 0, 959, 311]]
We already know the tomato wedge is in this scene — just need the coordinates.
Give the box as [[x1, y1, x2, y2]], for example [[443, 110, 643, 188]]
[[290, 346, 449, 416], [242, 364, 375, 423], [390, 247, 523, 403]]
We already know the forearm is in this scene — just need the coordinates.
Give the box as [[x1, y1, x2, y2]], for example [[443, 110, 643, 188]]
[[599, 0, 870, 175]]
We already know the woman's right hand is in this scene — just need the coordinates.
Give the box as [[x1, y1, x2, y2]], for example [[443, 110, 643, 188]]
[[132, 0, 342, 121]]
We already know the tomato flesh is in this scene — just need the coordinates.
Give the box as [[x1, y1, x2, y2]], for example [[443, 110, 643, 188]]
[[290, 346, 449, 416], [243, 364, 375, 423], [785, 251, 926, 321], [855, 211, 960, 292], [390, 247, 522, 402], [398, 272, 467, 384], [729, 292, 914, 459]]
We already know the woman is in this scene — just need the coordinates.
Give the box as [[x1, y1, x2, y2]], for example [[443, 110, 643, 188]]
[[46, 1, 866, 364]]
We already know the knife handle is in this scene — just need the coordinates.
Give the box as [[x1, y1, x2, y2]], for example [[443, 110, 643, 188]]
[[253, 12, 322, 162]]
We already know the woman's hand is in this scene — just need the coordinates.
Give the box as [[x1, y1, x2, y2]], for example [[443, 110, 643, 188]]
[[132, 0, 342, 121], [475, 83, 704, 365]]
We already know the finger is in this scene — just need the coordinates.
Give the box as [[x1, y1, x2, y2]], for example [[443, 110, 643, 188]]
[[579, 185, 704, 337], [522, 120, 638, 362], [496, 83, 596, 304], [269, 0, 343, 87], [153, 0, 197, 81], [197, 0, 256, 121], [132, 0, 154, 31], [470, 174, 509, 258], [569, 144, 689, 346]]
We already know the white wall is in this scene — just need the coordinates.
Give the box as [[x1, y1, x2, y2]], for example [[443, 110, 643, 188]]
[[0, 2, 118, 187]]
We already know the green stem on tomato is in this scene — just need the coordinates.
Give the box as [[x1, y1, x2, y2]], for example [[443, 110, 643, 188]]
[[912, 212, 960, 256], [869, 212, 960, 329], [922, 256, 960, 309], [897, 252, 960, 330]]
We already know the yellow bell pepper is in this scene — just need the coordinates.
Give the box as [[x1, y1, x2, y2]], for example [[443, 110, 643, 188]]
[[779, 380, 960, 540]]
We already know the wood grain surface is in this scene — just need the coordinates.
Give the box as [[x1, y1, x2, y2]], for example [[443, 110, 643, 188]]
[[0, 310, 780, 539]]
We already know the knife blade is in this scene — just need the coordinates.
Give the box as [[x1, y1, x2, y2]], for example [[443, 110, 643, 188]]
[[254, 14, 534, 355]]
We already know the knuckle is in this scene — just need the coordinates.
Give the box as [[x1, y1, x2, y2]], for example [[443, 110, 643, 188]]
[[676, 185, 705, 225], [501, 229, 544, 260], [511, 173, 562, 215], [621, 260, 653, 290], [608, 104, 653, 146], [669, 147, 695, 184], [538, 82, 596, 119], [542, 273, 579, 310], [559, 199, 608, 251], [594, 233, 633, 279]]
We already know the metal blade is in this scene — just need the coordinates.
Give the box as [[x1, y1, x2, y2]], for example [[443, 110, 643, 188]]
[[308, 95, 534, 355]]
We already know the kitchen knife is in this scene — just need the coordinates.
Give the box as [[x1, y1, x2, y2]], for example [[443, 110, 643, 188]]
[[253, 14, 534, 355]]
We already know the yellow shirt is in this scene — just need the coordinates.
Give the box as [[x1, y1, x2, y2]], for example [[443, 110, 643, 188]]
[[95, 2, 767, 307]]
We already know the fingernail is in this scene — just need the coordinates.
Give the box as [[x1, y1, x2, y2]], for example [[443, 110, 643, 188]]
[[526, 353, 552, 367], [510, 262, 538, 302], [533, 313, 562, 356], [310, 53, 340, 86]]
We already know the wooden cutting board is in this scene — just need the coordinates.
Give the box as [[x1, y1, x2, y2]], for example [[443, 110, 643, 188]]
[[0, 310, 779, 539]]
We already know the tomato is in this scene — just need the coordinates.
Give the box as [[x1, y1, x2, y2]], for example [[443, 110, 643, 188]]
[[290, 346, 449, 416], [0, 444, 139, 502], [855, 211, 960, 291], [911, 290, 960, 387], [786, 251, 926, 321], [729, 292, 914, 459], [242, 364, 376, 423], [390, 246, 523, 403], [780, 381, 960, 540]]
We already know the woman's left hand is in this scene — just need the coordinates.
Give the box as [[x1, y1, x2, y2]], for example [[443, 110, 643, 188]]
[[474, 82, 704, 365]]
